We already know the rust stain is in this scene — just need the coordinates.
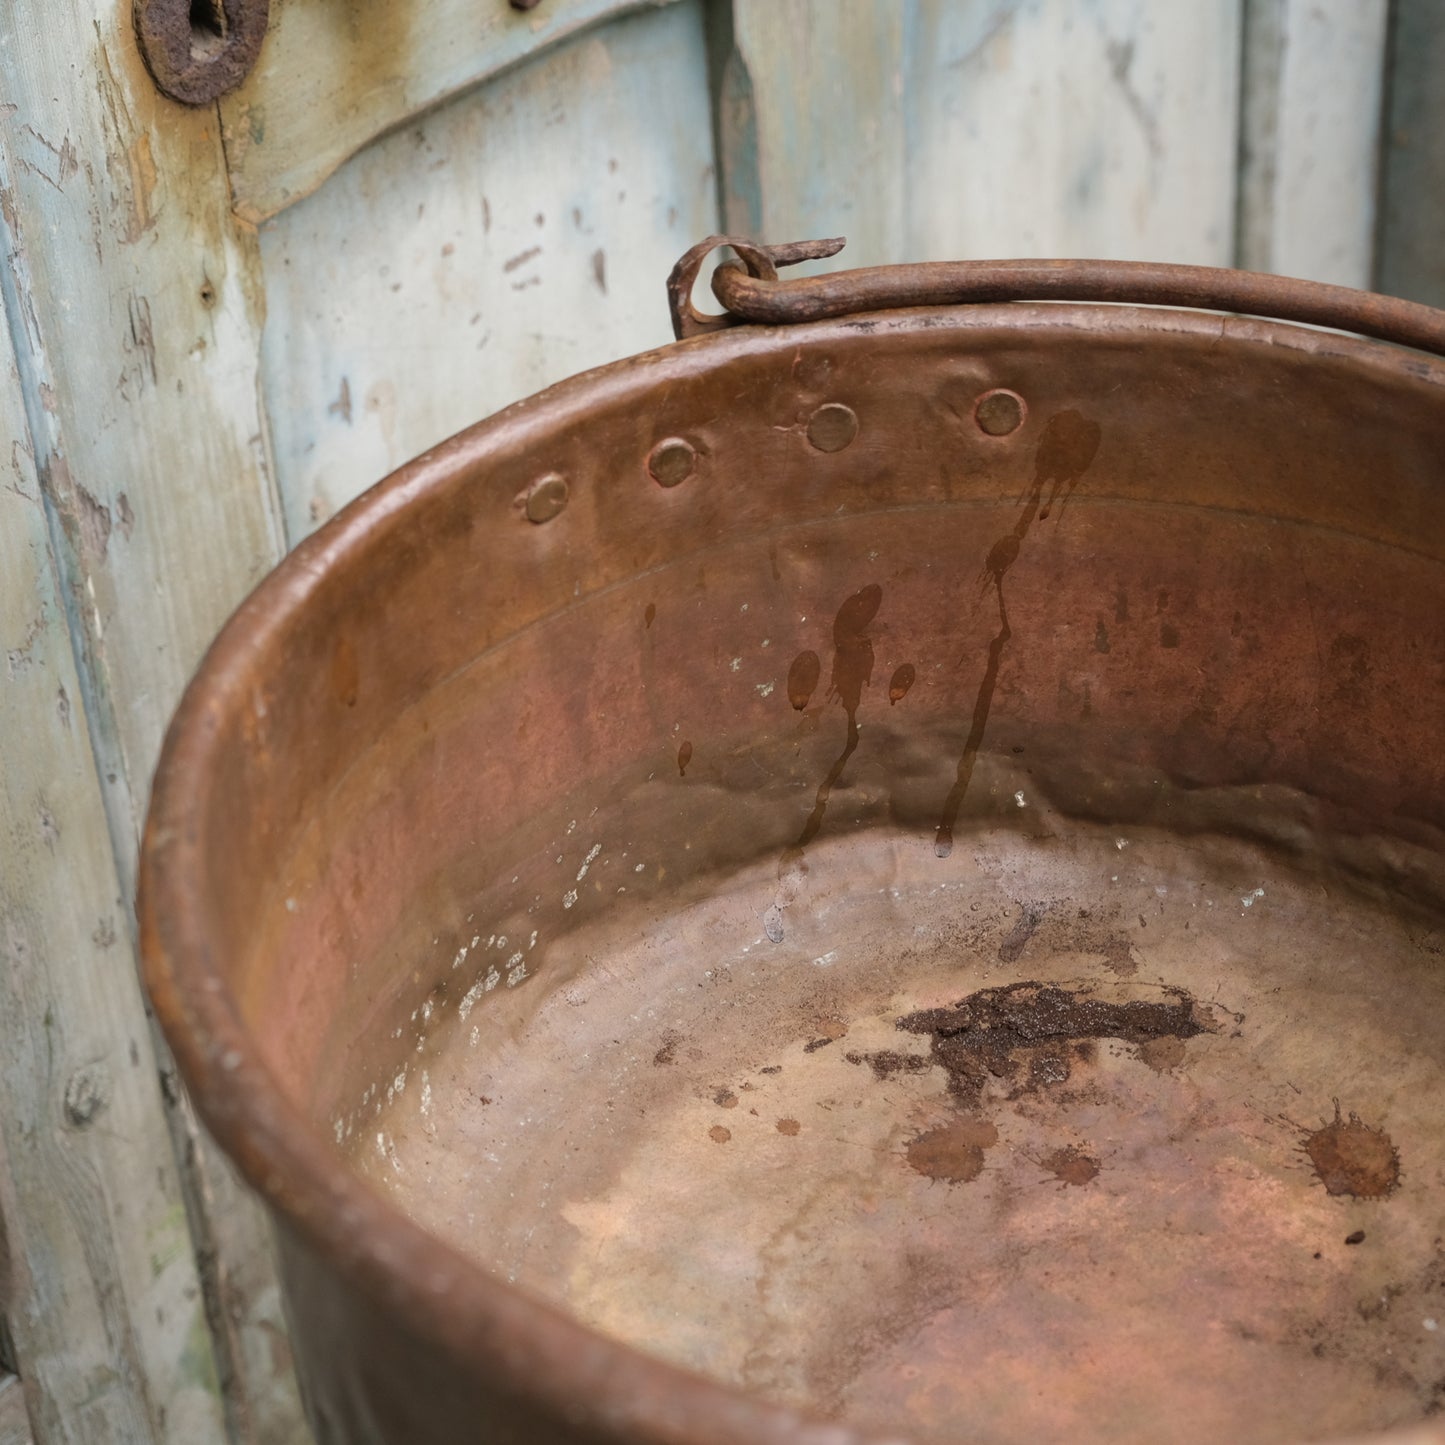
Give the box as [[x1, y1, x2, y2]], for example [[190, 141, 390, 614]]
[[997, 903, 1045, 963], [906, 1117, 999, 1183], [935, 411, 1101, 857], [786, 649, 820, 710], [795, 585, 880, 848], [844, 1048, 932, 1080], [124, 132, 159, 244], [1138, 1035, 1186, 1072], [330, 639, 360, 709], [898, 980, 1207, 1108], [1303, 1103, 1400, 1199], [1041, 1145, 1100, 1187]]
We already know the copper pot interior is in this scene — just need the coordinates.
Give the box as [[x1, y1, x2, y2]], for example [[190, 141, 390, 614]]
[[197, 306, 1445, 1445]]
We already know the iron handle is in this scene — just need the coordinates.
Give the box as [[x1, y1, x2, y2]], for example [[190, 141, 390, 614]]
[[668, 235, 1445, 360]]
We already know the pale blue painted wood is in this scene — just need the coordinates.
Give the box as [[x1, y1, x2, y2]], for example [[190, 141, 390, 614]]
[[721, 0, 1242, 272], [223, 0, 684, 221], [258, 0, 718, 540], [0, 249, 226, 1445], [0, 3, 303, 1439]]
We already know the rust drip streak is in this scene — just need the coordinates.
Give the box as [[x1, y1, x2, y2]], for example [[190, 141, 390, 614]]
[[793, 583, 880, 853], [795, 712, 860, 852], [935, 411, 1101, 857], [935, 587, 1010, 859], [767, 585, 881, 941]]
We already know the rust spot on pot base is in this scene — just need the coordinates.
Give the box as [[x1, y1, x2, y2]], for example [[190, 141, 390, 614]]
[[898, 980, 1210, 1107], [1304, 1104, 1401, 1199], [906, 1118, 999, 1183]]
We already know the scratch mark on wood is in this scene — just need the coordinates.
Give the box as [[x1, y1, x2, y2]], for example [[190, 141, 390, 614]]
[[22, 125, 80, 187], [503, 245, 542, 272], [36, 798, 59, 851], [126, 296, 157, 390], [327, 377, 352, 425]]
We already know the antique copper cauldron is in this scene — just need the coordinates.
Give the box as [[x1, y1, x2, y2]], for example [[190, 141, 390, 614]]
[[141, 241, 1445, 1445]]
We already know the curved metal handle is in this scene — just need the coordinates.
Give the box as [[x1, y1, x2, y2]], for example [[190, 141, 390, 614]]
[[668, 235, 1445, 360]]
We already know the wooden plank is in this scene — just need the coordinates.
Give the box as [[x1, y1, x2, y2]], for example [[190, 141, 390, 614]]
[[720, 1, 1242, 269], [1376, 0, 1445, 308], [0, 1376, 34, 1445], [905, 0, 1241, 265], [719, 1, 907, 269], [0, 7, 306, 1443], [221, 0, 681, 222], [1236, 0, 1388, 287], [259, 0, 718, 538], [0, 326, 223, 1443]]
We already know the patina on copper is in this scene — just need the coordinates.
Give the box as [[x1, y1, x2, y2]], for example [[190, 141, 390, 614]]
[[141, 247, 1445, 1445]]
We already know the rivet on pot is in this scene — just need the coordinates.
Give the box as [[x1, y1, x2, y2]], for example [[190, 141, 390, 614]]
[[974, 388, 1026, 437], [648, 437, 697, 488], [524, 473, 569, 524], [806, 402, 859, 453]]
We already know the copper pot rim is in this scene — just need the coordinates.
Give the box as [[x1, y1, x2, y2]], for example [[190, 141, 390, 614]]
[[139, 291, 1445, 1445]]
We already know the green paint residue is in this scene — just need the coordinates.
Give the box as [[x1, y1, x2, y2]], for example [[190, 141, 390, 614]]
[[179, 1309, 221, 1399]]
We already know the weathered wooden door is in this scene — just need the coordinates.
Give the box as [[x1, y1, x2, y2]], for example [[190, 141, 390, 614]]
[[1, 3, 1439, 1442]]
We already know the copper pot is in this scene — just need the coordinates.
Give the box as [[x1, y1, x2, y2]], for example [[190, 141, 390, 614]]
[[141, 243, 1445, 1445]]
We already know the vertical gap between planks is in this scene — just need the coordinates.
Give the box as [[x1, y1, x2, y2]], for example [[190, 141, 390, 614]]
[[1372, 0, 1445, 306], [1368, 0, 1399, 294], [704, 0, 761, 239], [1234, 0, 1281, 273]]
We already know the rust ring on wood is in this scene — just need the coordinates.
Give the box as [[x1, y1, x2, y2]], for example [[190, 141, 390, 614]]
[[134, 0, 270, 106], [682, 237, 1445, 360]]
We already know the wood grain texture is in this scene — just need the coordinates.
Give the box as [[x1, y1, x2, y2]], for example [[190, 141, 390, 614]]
[[1376, 0, 1445, 308], [0, 321, 223, 1444], [0, 1377, 32, 1445], [0, 7, 305, 1442], [221, 0, 680, 221], [259, 0, 717, 539], [1236, 0, 1388, 287], [721, 0, 1242, 271]]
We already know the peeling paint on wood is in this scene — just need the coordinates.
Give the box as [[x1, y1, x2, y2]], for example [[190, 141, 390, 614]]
[[258, 0, 717, 539], [222, 0, 682, 222]]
